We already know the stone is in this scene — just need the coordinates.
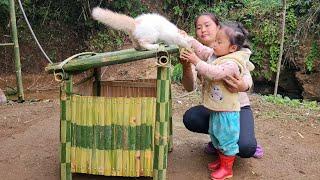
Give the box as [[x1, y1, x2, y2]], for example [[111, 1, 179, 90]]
[[0, 88, 7, 104], [296, 72, 320, 101]]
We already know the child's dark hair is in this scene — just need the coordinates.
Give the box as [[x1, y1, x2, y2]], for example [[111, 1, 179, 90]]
[[221, 22, 250, 50], [194, 12, 220, 28]]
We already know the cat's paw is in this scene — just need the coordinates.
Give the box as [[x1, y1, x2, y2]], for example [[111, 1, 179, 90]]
[[140, 43, 160, 51]]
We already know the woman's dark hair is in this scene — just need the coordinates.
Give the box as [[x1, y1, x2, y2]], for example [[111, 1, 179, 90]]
[[221, 22, 250, 50], [194, 12, 220, 28]]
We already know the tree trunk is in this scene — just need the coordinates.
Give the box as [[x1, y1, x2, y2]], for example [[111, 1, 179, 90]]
[[274, 0, 287, 96]]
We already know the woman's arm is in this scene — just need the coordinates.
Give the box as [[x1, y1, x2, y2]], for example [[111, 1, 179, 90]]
[[181, 61, 197, 92], [178, 51, 197, 91], [223, 68, 253, 93]]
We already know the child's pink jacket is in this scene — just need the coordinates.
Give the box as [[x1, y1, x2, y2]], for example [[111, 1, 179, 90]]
[[189, 39, 254, 107]]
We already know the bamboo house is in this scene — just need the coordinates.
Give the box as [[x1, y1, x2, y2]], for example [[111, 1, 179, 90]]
[[45, 45, 179, 180]]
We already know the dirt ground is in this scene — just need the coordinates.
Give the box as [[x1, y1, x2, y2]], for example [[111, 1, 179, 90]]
[[0, 59, 320, 180]]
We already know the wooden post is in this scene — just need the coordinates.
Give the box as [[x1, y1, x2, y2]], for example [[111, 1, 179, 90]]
[[60, 74, 72, 180], [9, 0, 24, 102], [153, 49, 171, 180], [274, 0, 286, 96], [93, 68, 101, 96]]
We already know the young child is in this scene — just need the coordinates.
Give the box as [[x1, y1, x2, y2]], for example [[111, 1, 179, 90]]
[[180, 22, 254, 180]]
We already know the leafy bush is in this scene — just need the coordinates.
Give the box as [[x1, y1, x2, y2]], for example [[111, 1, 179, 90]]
[[305, 41, 320, 73], [262, 94, 319, 110]]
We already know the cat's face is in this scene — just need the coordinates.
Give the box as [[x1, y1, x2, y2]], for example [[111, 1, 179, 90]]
[[195, 15, 219, 46]]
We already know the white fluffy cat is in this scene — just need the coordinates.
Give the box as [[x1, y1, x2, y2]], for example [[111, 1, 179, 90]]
[[91, 7, 192, 50]]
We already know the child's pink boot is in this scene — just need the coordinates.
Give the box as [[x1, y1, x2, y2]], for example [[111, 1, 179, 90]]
[[208, 150, 222, 171], [208, 158, 220, 171], [210, 153, 235, 180]]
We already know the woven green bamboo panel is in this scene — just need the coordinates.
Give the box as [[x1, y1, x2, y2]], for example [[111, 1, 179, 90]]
[[66, 95, 156, 177]]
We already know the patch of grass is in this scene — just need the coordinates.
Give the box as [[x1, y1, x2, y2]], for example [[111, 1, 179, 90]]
[[172, 63, 183, 83], [262, 94, 319, 110]]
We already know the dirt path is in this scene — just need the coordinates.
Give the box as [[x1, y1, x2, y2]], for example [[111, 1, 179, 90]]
[[0, 87, 319, 180], [1, 59, 320, 180]]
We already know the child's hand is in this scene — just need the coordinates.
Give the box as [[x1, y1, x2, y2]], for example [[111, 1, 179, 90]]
[[178, 29, 188, 37], [180, 48, 201, 65]]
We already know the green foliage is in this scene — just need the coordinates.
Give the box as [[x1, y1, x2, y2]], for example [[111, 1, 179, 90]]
[[0, 0, 9, 26], [0, 0, 8, 10], [87, 29, 125, 52], [0, 0, 318, 80], [163, 0, 214, 29], [172, 63, 183, 83], [305, 41, 320, 73], [262, 94, 319, 110], [107, 0, 148, 17]]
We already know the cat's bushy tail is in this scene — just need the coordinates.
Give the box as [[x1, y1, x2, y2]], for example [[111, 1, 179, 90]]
[[91, 7, 135, 33]]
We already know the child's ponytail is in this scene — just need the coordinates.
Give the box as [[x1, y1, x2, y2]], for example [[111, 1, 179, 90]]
[[222, 22, 250, 50]]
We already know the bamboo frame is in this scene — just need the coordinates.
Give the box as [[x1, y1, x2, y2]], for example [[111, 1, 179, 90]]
[[53, 45, 177, 180]]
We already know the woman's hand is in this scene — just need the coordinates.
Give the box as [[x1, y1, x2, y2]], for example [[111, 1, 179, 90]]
[[223, 74, 249, 93], [179, 48, 201, 65]]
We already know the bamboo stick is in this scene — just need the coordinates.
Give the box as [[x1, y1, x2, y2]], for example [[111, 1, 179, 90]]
[[111, 98, 117, 176], [141, 98, 147, 175], [88, 97, 94, 174], [153, 52, 171, 180], [80, 97, 87, 173], [0, 42, 14, 46], [168, 83, 173, 152], [69, 96, 76, 172], [104, 98, 112, 175], [75, 96, 82, 173], [116, 98, 123, 176], [9, 0, 24, 102], [69, 97, 74, 172], [98, 98, 105, 175], [123, 98, 130, 176], [134, 98, 141, 176], [45, 45, 179, 73], [60, 75, 72, 180]]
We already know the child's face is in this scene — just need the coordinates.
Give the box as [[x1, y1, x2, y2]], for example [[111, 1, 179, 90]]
[[195, 15, 219, 46], [213, 29, 237, 57]]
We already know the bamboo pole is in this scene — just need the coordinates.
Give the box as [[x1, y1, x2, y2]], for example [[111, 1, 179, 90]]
[[98, 98, 105, 175], [274, 0, 286, 96], [104, 98, 112, 175], [9, 0, 24, 102], [153, 49, 171, 180], [60, 74, 72, 180], [168, 83, 173, 152], [88, 97, 94, 174], [45, 45, 179, 73], [134, 98, 141, 176], [0, 43, 14, 46], [70, 96, 76, 172], [123, 98, 130, 176]]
